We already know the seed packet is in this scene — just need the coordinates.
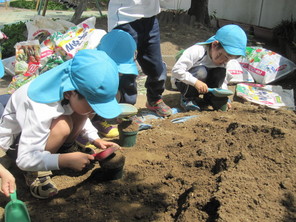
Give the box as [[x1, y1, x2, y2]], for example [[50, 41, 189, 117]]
[[7, 40, 41, 93], [14, 40, 41, 76]]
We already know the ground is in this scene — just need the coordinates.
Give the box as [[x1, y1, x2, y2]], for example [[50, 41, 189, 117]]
[[0, 15, 296, 222]]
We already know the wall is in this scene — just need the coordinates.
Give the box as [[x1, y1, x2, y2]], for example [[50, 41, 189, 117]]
[[160, 0, 296, 29], [209, 0, 296, 28], [159, 0, 190, 11]]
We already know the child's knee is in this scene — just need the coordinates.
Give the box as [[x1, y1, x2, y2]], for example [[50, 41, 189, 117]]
[[189, 66, 208, 82], [51, 115, 73, 137]]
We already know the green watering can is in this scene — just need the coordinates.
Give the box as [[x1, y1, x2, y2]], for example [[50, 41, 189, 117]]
[[5, 191, 31, 222]]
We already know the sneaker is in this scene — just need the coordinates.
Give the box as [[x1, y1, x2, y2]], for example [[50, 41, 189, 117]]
[[93, 120, 119, 138], [24, 172, 58, 199], [180, 97, 201, 112], [59, 141, 95, 154], [75, 134, 97, 152], [146, 99, 172, 117]]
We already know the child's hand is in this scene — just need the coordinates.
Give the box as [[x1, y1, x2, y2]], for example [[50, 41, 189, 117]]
[[0, 166, 16, 197], [92, 139, 121, 150], [194, 80, 208, 94], [58, 152, 95, 171]]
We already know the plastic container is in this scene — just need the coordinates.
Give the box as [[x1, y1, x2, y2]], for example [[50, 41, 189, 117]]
[[99, 153, 125, 180], [119, 130, 138, 147]]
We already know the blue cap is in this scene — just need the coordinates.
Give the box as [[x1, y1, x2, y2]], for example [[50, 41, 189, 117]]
[[28, 49, 121, 119], [0, 60, 4, 78], [97, 29, 138, 75], [198, 24, 247, 56]]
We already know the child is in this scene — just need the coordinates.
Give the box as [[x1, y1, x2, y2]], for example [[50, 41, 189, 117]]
[[172, 24, 247, 111], [0, 164, 15, 197], [0, 49, 123, 199], [93, 29, 138, 138]]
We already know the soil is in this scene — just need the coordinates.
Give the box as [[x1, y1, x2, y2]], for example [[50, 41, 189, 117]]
[[118, 120, 139, 133], [1, 16, 296, 222]]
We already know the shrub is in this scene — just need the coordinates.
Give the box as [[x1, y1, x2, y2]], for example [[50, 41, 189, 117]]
[[10, 0, 69, 10], [0, 21, 27, 58], [273, 18, 296, 42]]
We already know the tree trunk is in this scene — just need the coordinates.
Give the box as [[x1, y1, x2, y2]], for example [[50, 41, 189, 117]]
[[71, 1, 88, 24], [188, 0, 210, 26]]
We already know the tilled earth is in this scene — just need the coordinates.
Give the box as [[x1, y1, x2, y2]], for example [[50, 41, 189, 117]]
[[0, 15, 296, 222]]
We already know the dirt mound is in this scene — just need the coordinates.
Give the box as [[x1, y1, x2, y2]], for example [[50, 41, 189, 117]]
[[0, 16, 295, 222]]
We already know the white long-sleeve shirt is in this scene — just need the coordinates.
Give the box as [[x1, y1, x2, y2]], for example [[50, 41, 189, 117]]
[[172, 44, 228, 89], [0, 82, 99, 171], [108, 0, 161, 31]]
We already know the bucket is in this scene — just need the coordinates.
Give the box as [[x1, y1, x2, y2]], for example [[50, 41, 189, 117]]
[[100, 166, 124, 180], [99, 153, 125, 180], [119, 130, 138, 147], [5, 191, 31, 222]]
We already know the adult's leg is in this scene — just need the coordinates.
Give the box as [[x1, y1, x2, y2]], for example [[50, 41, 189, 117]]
[[136, 17, 166, 103], [116, 17, 166, 103], [116, 17, 171, 116]]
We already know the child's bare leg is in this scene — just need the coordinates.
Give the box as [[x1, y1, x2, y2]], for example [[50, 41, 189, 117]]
[[45, 115, 73, 153], [45, 113, 88, 153], [65, 112, 88, 143]]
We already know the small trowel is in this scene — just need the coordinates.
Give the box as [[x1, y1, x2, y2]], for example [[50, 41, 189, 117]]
[[208, 88, 234, 97], [92, 146, 119, 161], [5, 191, 31, 222]]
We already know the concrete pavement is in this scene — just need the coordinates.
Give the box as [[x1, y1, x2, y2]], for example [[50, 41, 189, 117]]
[[0, 5, 106, 28]]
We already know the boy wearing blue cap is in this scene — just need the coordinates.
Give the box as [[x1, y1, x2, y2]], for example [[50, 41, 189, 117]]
[[0, 49, 122, 199], [172, 24, 247, 111], [93, 29, 138, 138]]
